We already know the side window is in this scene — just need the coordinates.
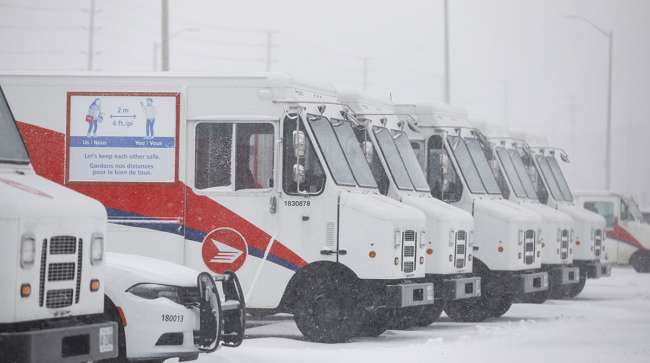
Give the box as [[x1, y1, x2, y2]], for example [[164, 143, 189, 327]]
[[195, 123, 232, 190], [584, 201, 616, 228], [620, 200, 633, 222], [427, 135, 462, 202], [235, 124, 274, 190], [282, 116, 325, 195], [195, 122, 274, 191]]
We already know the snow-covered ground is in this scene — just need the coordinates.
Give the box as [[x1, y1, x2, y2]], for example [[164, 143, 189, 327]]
[[193, 266, 650, 363]]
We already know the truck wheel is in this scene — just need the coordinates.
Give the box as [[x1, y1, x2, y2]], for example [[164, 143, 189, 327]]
[[488, 294, 513, 318], [444, 297, 491, 322], [630, 250, 650, 273], [293, 279, 361, 343], [415, 301, 445, 327], [98, 297, 128, 363], [386, 306, 423, 330], [564, 271, 587, 298], [357, 310, 388, 337]]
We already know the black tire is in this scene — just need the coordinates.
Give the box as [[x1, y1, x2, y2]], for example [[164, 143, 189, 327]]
[[489, 294, 513, 317], [357, 310, 389, 337], [415, 301, 445, 327], [630, 250, 650, 273], [444, 297, 492, 322], [97, 296, 128, 363], [385, 306, 424, 330], [293, 278, 361, 343], [564, 271, 587, 298]]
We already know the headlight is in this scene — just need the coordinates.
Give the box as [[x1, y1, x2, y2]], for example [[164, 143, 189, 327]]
[[90, 233, 104, 264], [448, 230, 455, 247], [127, 283, 191, 306], [419, 230, 426, 248], [20, 233, 36, 268]]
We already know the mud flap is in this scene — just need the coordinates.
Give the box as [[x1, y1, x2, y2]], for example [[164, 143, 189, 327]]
[[197, 272, 221, 353], [215, 271, 246, 347]]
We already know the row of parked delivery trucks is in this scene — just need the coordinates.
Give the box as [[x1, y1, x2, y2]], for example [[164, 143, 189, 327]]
[[1, 72, 648, 362]]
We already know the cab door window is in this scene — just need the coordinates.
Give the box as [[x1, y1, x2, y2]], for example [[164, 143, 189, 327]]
[[195, 122, 274, 191], [282, 115, 325, 195]]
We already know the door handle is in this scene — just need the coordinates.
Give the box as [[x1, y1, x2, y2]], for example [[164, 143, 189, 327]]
[[269, 195, 277, 214], [319, 249, 347, 256]]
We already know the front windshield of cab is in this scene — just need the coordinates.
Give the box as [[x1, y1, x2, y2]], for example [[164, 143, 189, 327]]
[[373, 126, 414, 191], [535, 155, 564, 201], [392, 131, 430, 192], [330, 118, 378, 188], [464, 137, 502, 195], [307, 114, 356, 187], [503, 147, 539, 200], [0, 88, 30, 164], [496, 147, 528, 199], [447, 135, 487, 194], [546, 156, 574, 202]]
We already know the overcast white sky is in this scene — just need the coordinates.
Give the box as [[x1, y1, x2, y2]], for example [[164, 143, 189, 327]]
[[1, 0, 648, 204]]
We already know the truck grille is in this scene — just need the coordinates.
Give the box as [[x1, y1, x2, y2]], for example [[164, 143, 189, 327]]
[[37, 235, 83, 308], [560, 229, 569, 260], [48, 263, 76, 281], [401, 230, 417, 273], [50, 236, 77, 255], [524, 230, 536, 265], [594, 229, 602, 257], [454, 230, 468, 269], [46, 289, 74, 309]]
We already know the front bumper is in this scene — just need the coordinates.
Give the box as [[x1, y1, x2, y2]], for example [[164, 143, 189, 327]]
[[441, 276, 482, 301], [513, 271, 549, 297], [547, 265, 580, 286], [385, 282, 435, 308], [0, 321, 117, 362]]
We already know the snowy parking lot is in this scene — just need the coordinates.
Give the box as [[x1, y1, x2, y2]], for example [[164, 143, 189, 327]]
[[190, 266, 650, 363]]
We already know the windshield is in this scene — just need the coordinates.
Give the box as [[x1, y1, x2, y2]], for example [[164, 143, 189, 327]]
[[464, 138, 502, 195], [496, 147, 527, 199], [507, 148, 539, 200], [0, 88, 30, 164], [535, 155, 564, 201], [331, 119, 377, 188], [373, 126, 414, 191], [393, 131, 430, 192], [546, 156, 574, 202], [447, 135, 486, 194], [307, 114, 356, 186]]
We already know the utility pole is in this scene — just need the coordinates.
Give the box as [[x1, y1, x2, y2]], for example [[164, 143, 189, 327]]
[[265, 31, 273, 71], [161, 0, 170, 71], [502, 81, 509, 129], [605, 32, 613, 190], [86, 0, 96, 71], [362, 57, 369, 91], [442, 0, 451, 104]]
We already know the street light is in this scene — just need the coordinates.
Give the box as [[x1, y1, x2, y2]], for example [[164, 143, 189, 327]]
[[565, 14, 614, 190], [153, 27, 200, 71]]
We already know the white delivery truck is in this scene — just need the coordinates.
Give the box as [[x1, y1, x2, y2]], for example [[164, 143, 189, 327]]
[[1, 72, 433, 343], [574, 191, 650, 272], [488, 136, 580, 301], [405, 103, 548, 321], [0, 85, 118, 362], [526, 146, 611, 297], [340, 93, 481, 328]]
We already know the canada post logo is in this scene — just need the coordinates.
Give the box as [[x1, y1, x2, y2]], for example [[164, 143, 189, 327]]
[[201, 228, 248, 274]]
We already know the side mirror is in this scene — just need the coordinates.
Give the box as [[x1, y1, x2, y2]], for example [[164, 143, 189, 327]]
[[362, 141, 374, 161], [293, 163, 305, 184], [293, 130, 306, 158]]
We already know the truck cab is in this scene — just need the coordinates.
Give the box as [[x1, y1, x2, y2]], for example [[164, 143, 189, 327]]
[[0, 86, 117, 361], [340, 93, 480, 328], [527, 146, 611, 297], [405, 103, 548, 322], [488, 137, 580, 301], [574, 191, 650, 272]]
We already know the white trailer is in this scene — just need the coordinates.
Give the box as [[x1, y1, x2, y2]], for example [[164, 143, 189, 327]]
[[527, 146, 611, 297], [1, 72, 434, 343], [488, 137, 580, 301], [404, 103, 549, 322], [574, 191, 650, 272], [339, 93, 480, 328], [0, 85, 118, 361]]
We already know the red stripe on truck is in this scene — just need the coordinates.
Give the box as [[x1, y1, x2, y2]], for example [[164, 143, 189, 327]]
[[17, 121, 307, 271]]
